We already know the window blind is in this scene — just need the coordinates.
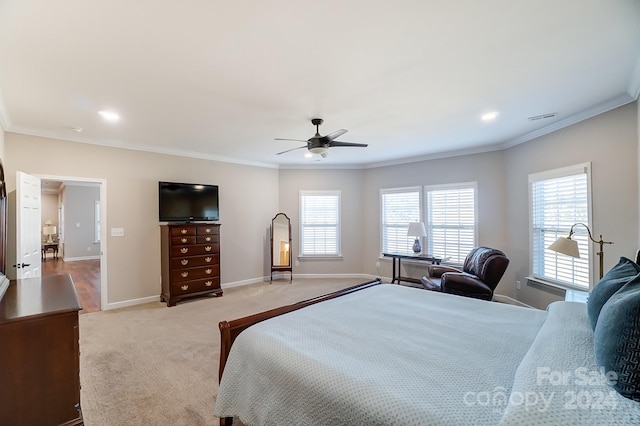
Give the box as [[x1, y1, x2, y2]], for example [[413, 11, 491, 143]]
[[380, 188, 420, 255], [530, 166, 590, 288], [426, 185, 476, 264], [300, 191, 340, 256]]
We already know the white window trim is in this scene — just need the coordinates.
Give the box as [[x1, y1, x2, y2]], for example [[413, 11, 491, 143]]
[[299, 190, 341, 258], [379, 186, 422, 256], [528, 162, 593, 290], [424, 181, 478, 266]]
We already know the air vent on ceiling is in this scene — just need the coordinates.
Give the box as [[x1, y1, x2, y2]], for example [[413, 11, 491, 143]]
[[528, 112, 558, 121]]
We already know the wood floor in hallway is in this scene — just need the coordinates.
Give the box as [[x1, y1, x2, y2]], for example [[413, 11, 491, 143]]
[[42, 257, 101, 314]]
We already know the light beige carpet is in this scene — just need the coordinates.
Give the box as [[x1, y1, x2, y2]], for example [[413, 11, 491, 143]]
[[79, 277, 374, 425]]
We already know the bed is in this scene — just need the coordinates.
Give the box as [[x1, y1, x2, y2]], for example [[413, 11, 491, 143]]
[[214, 279, 640, 425]]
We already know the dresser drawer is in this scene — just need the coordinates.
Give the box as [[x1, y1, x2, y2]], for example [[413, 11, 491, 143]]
[[196, 234, 219, 244], [171, 236, 196, 245], [172, 277, 221, 294], [197, 225, 219, 235], [170, 226, 196, 237], [170, 243, 219, 257], [170, 254, 219, 269], [170, 265, 219, 282]]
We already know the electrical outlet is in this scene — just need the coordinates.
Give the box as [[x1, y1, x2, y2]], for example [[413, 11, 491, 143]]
[[295, 260, 299, 267], [376, 262, 380, 269], [516, 280, 521, 290]]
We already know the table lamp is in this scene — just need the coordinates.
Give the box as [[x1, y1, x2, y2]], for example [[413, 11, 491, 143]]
[[407, 221, 427, 254], [43, 220, 57, 244]]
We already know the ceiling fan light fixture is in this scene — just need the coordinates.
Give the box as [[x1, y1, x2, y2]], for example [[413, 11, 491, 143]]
[[309, 146, 328, 155]]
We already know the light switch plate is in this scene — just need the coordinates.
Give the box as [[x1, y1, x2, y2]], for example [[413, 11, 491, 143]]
[[111, 228, 125, 237]]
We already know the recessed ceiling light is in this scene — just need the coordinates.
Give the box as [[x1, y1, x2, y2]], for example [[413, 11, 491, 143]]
[[98, 110, 120, 122], [481, 111, 500, 121], [70, 127, 83, 133]]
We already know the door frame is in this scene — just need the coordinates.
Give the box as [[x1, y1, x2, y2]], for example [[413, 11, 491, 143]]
[[37, 174, 107, 311]]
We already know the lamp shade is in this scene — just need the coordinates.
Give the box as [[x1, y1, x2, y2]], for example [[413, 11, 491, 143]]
[[548, 237, 580, 258], [407, 222, 427, 237], [43, 225, 56, 235]]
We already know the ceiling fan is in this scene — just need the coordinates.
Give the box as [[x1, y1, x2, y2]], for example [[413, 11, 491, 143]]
[[275, 118, 368, 157]]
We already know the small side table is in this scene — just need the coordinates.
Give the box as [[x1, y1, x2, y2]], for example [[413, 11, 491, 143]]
[[42, 243, 59, 261]]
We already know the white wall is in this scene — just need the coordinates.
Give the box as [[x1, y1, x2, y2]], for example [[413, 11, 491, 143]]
[[41, 193, 59, 241], [5, 133, 279, 307]]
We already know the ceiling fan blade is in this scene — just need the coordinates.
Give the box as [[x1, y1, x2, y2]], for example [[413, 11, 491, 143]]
[[328, 141, 368, 148], [275, 138, 309, 143], [276, 146, 307, 155], [323, 129, 348, 142]]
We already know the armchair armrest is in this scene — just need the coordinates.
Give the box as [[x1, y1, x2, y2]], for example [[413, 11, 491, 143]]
[[441, 272, 493, 300], [427, 264, 461, 278]]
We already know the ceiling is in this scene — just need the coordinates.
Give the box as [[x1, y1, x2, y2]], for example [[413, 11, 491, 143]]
[[1, 1, 639, 169]]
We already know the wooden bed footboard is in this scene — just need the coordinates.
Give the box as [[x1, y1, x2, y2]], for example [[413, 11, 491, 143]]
[[217, 278, 382, 426]]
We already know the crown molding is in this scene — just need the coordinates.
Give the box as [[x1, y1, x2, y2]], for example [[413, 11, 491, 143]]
[[7, 126, 279, 170], [628, 53, 640, 100], [501, 93, 636, 150]]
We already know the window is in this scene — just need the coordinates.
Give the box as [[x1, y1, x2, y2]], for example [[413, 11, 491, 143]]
[[380, 187, 421, 255], [299, 191, 340, 257], [530, 163, 591, 289], [425, 183, 477, 264]]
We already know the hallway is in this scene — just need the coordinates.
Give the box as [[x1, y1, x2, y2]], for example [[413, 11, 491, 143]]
[[42, 258, 101, 314]]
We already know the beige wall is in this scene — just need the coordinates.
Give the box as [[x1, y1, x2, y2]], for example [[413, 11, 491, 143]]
[[4, 101, 638, 309], [5, 133, 279, 307], [278, 169, 365, 276], [359, 151, 508, 288], [504, 103, 638, 309]]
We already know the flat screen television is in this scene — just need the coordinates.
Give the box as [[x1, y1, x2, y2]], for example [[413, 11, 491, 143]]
[[158, 181, 219, 222]]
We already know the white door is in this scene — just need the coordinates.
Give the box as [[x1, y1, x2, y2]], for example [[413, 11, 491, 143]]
[[15, 171, 42, 278]]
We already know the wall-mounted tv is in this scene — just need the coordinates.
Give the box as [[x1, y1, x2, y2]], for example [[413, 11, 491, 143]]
[[158, 181, 219, 222]]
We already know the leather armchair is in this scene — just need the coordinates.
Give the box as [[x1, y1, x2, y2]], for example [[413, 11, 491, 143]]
[[420, 246, 510, 300]]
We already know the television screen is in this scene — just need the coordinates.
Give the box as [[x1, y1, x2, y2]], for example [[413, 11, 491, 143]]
[[158, 181, 219, 222]]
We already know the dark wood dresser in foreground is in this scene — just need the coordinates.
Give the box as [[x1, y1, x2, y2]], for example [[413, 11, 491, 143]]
[[160, 223, 222, 306], [0, 274, 83, 425]]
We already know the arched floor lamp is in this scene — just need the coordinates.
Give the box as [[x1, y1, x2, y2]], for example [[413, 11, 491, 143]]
[[547, 222, 613, 280]]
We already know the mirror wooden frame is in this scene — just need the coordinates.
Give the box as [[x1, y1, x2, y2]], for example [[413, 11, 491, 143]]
[[270, 212, 292, 282]]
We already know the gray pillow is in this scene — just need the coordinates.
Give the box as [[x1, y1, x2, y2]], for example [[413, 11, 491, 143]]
[[594, 273, 640, 401], [587, 257, 640, 330]]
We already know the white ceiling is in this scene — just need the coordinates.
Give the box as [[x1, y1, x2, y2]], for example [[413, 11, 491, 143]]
[[1, 0, 639, 168]]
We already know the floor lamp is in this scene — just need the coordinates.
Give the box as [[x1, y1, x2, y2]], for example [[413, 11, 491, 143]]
[[547, 222, 613, 279]]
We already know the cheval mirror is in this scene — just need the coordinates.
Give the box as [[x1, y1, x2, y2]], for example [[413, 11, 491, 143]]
[[270, 213, 292, 282]]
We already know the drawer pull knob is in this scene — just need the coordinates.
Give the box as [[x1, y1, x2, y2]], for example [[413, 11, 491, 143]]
[[181, 238, 187, 243], [205, 236, 211, 242], [205, 246, 212, 252], [205, 268, 212, 274], [181, 284, 189, 291], [181, 229, 188, 234], [205, 228, 212, 233], [181, 259, 189, 266], [205, 281, 212, 287], [180, 248, 188, 254], [205, 257, 212, 262], [181, 272, 189, 278]]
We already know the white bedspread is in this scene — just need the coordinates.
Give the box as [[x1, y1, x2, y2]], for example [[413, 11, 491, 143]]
[[214, 284, 548, 425]]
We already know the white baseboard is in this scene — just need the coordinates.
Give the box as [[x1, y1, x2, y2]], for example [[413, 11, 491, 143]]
[[104, 295, 160, 311], [63, 255, 101, 262], [101, 274, 390, 311]]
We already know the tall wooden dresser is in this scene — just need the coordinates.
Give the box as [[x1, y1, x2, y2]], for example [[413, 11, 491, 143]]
[[160, 223, 222, 306], [0, 274, 83, 425]]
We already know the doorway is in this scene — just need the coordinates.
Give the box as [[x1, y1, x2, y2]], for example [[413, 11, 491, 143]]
[[39, 175, 107, 313]]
